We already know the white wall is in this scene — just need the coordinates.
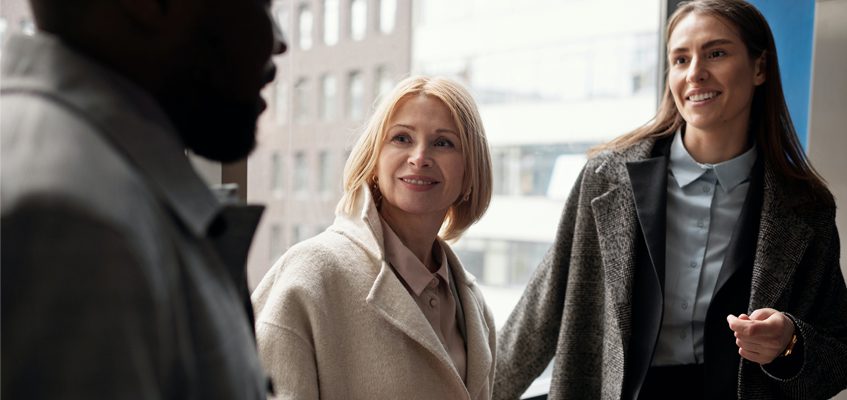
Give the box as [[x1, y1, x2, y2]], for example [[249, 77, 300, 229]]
[[807, 1, 847, 398]]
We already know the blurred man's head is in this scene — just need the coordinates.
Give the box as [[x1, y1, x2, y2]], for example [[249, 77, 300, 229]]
[[29, 0, 287, 162]]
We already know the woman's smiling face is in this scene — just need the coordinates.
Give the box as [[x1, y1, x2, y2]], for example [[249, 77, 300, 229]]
[[667, 12, 766, 138], [375, 94, 465, 225]]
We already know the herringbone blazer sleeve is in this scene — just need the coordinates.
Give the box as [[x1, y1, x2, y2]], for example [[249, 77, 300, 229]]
[[493, 167, 587, 399], [759, 212, 847, 399]]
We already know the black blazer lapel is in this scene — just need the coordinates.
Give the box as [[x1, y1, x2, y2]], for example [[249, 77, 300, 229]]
[[712, 157, 763, 298], [622, 136, 671, 400], [625, 137, 670, 290]]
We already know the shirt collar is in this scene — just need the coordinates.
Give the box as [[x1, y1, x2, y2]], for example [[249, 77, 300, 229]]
[[380, 218, 450, 296], [669, 130, 757, 192]]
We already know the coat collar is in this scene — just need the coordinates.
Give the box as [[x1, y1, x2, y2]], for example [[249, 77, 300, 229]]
[[589, 137, 659, 300], [1, 33, 222, 237], [334, 186, 492, 397]]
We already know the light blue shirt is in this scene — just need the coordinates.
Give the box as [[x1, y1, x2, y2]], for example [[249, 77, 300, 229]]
[[652, 131, 757, 366]]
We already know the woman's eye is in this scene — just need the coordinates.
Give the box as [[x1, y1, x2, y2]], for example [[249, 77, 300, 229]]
[[672, 56, 687, 65], [434, 138, 455, 148], [708, 50, 726, 59], [390, 134, 411, 144]]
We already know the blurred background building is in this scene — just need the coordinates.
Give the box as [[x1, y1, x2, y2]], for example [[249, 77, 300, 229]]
[[246, 0, 661, 328]]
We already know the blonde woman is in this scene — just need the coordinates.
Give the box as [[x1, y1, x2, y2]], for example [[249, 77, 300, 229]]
[[253, 76, 495, 399]]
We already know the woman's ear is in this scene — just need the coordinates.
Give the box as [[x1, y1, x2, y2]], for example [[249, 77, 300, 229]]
[[753, 51, 767, 86]]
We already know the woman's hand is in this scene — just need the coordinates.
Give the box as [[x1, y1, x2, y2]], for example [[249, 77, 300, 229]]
[[726, 308, 796, 364]]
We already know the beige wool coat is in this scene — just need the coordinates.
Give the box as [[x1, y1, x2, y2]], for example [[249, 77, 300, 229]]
[[252, 187, 496, 400]]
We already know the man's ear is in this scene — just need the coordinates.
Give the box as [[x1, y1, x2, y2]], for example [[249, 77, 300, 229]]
[[753, 51, 767, 86]]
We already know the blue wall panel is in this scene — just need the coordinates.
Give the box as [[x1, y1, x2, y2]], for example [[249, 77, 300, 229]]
[[748, 0, 815, 148]]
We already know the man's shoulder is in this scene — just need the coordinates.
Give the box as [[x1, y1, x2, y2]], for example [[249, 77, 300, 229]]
[[1, 94, 167, 239]]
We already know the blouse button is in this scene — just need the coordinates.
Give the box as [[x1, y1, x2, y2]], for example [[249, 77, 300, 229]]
[[429, 297, 438, 308]]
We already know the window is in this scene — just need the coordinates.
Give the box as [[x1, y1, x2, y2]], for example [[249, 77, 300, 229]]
[[293, 78, 311, 123], [275, 80, 288, 125], [374, 65, 394, 104], [291, 224, 304, 245], [318, 150, 332, 194], [293, 151, 309, 194], [319, 74, 338, 121], [269, 224, 282, 262], [270, 152, 284, 195], [323, 0, 339, 46], [350, 0, 367, 41], [275, 8, 290, 39], [20, 18, 35, 36], [346, 71, 364, 119], [378, 0, 397, 34], [0, 17, 7, 48], [298, 4, 313, 50]]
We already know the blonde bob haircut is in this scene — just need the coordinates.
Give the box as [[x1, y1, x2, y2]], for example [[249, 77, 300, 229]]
[[340, 75, 493, 241]]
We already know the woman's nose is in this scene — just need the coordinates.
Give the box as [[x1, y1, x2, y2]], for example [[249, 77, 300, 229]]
[[408, 146, 432, 168], [686, 57, 708, 83]]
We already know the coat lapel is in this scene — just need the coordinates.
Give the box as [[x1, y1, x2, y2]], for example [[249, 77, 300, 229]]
[[625, 152, 669, 291], [748, 167, 812, 310], [590, 156, 643, 355], [711, 158, 762, 298], [448, 253, 493, 400], [367, 261, 457, 367]]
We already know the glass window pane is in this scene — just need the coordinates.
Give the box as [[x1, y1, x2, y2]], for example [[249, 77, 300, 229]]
[[293, 151, 308, 193], [298, 4, 313, 50], [318, 151, 332, 193], [275, 80, 288, 125], [320, 74, 337, 121], [379, 0, 397, 34], [347, 71, 364, 119], [275, 7, 290, 39], [350, 0, 367, 41], [269, 224, 282, 262], [294, 78, 310, 123], [374, 65, 394, 104], [323, 0, 339, 46]]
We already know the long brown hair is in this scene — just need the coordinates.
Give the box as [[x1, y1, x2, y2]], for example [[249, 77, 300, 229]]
[[594, 0, 830, 201]]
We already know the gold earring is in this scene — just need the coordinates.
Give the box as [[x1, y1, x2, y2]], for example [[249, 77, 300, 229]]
[[370, 176, 382, 203]]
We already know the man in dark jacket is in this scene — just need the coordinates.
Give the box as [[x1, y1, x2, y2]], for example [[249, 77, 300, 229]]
[[1, 0, 286, 398]]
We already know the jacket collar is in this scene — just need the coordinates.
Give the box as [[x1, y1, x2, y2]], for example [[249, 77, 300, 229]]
[[333, 186, 492, 397], [1, 33, 221, 237]]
